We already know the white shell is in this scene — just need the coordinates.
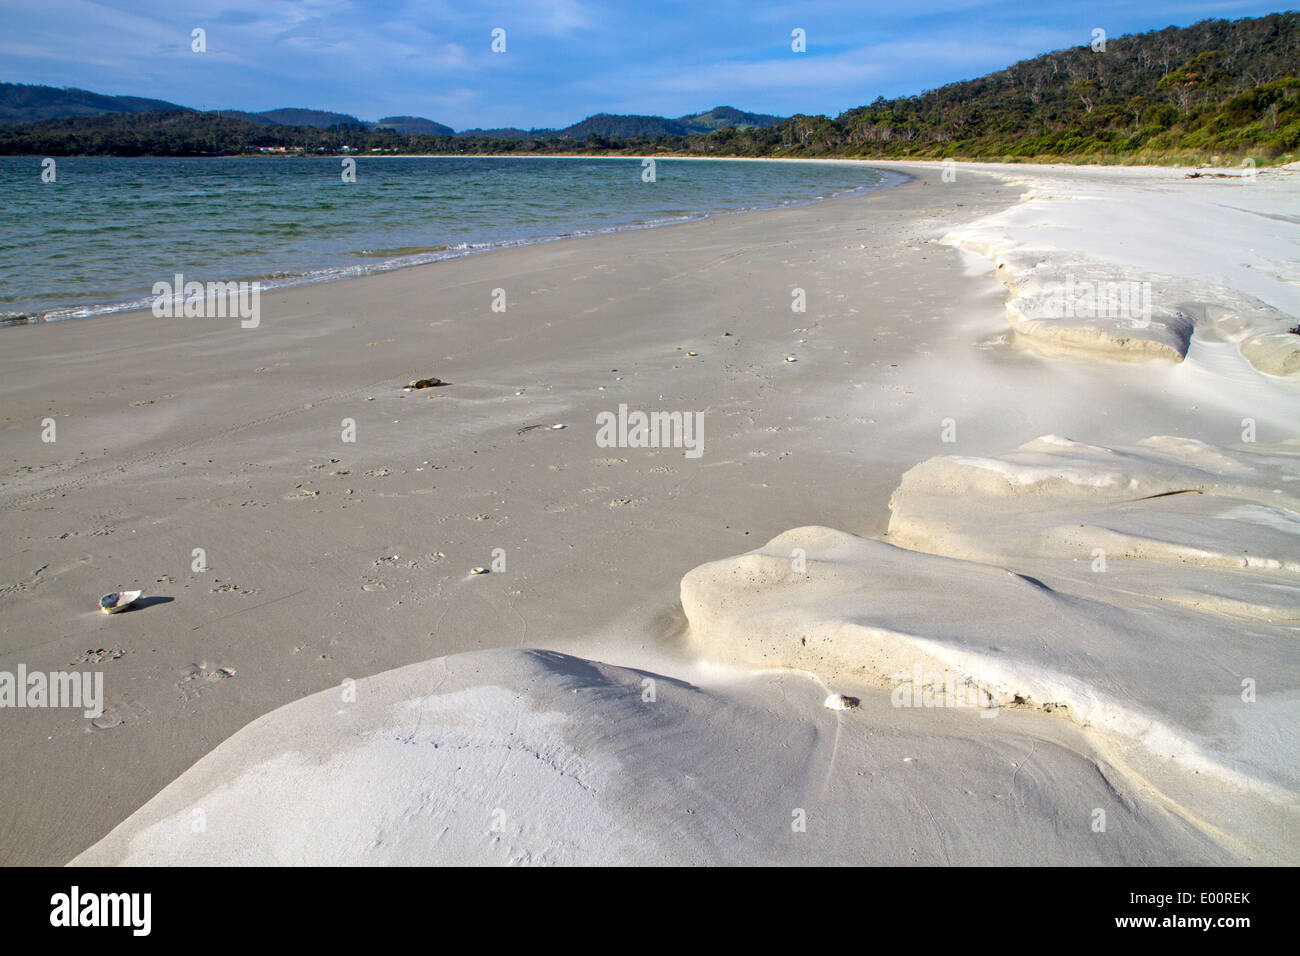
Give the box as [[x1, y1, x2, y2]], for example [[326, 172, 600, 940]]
[[470, 567, 489, 575], [824, 693, 860, 711], [100, 590, 143, 614]]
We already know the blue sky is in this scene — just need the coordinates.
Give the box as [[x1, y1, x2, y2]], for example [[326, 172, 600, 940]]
[[1, 1, 1291, 129]]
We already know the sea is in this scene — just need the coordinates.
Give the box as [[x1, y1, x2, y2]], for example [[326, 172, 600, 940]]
[[0, 155, 894, 325]]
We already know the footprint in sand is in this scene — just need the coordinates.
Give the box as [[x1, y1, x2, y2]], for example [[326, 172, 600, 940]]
[[209, 582, 258, 595], [175, 663, 236, 703], [364, 468, 392, 478], [91, 695, 151, 730], [361, 580, 389, 592], [91, 711, 126, 730], [71, 646, 126, 666]]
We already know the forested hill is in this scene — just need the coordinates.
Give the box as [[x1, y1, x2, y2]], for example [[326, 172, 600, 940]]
[[0, 83, 776, 140], [560, 107, 781, 139], [215, 108, 367, 128], [767, 12, 1300, 159], [1, 13, 1296, 163], [0, 83, 189, 124]]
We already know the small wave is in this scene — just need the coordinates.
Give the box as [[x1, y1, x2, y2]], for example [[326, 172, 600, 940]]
[[356, 245, 451, 257]]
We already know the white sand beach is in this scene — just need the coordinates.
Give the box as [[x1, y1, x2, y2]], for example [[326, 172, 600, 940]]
[[2, 160, 1296, 865]]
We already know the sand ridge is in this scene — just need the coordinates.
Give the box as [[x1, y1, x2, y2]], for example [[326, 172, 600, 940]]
[[929, 160, 1300, 375]]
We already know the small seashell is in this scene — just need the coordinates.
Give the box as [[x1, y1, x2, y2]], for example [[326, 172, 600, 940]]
[[99, 590, 143, 614], [408, 378, 442, 389], [824, 693, 860, 711], [785, 356, 797, 363], [470, 567, 489, 575], [551, 423, 566, 430]]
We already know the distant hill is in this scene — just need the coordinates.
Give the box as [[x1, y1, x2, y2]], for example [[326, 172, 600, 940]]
[[0, 85, 369, 129], [0, 109, 380, 156], [455, 126, 558, 140], [575, 106, 781, 137], [560, 113, 684, 139], [0, 83, 189, 125], [677, 106, 781, 132], [215, 108, 367, 128], [456, 106, 782, 140], [374, 115, 455, 136], [0, 82, 778, 140], [208, 110, 278, 126]]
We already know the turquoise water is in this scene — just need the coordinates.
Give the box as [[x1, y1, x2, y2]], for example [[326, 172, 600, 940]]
[[0, 156, 892, 325]]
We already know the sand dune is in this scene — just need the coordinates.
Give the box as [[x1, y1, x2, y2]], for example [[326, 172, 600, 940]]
[[72, 646, 1238, 866]]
